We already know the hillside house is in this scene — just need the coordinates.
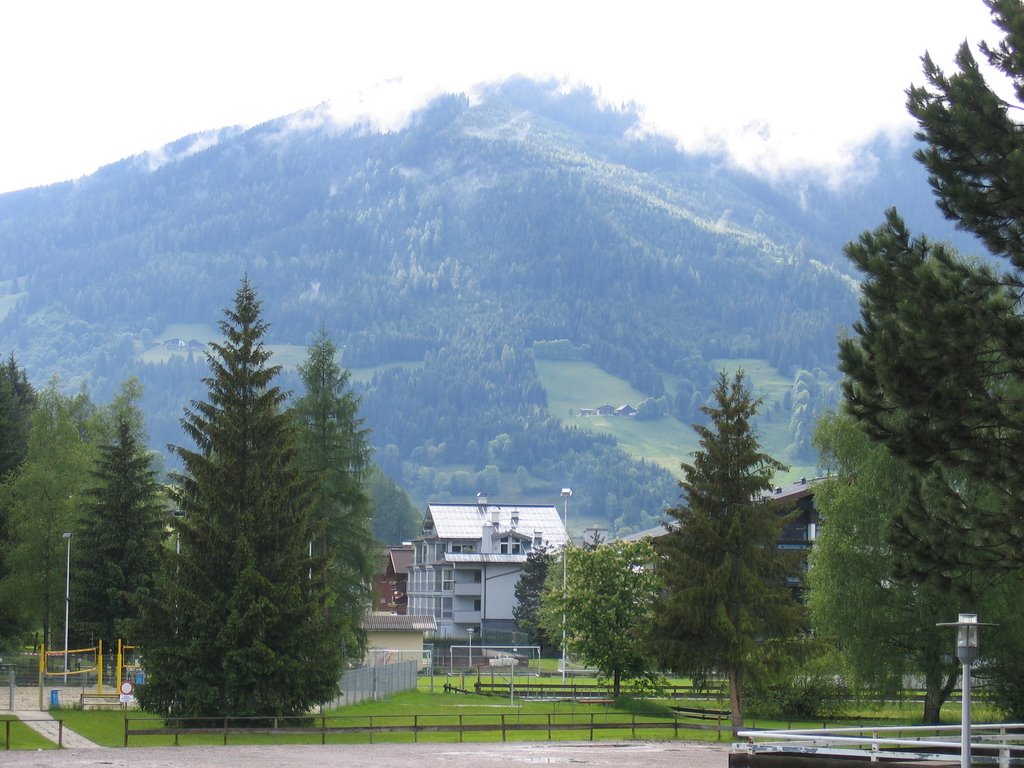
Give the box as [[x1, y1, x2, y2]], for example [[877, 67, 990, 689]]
[[406, 496, 568, 638]]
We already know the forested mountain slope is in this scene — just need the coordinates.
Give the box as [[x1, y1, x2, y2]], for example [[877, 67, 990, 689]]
[[0, 79, 968, 535]]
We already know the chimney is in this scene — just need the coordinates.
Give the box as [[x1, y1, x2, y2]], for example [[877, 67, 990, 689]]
[[481, 523, 493, 554], [477, 492, 488, 506]]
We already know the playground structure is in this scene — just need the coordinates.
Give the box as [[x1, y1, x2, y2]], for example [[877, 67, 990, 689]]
[[25, 639, 141, 710]]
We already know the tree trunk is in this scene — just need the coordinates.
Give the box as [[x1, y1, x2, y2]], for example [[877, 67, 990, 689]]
[[613, 669, 621, 699], [728, 664, 744, 731], [923, 666, 960, 724]]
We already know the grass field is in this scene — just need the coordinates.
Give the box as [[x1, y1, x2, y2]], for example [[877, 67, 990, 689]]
[[43, 684, 995, 750], [0, 292, 26, 322], [536, 357, 817, 483], [0, 714, 56, 750]]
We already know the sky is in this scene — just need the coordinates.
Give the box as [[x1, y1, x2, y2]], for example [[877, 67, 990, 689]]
[[0, 1, 1004, 195]]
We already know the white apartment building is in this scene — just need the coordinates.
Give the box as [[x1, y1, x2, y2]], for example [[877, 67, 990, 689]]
[[406, 496, 568, 638]]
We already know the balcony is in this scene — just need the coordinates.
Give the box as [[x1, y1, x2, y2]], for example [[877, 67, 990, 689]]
[[453, 610, 481, 624], [454, 581, 481, 596]]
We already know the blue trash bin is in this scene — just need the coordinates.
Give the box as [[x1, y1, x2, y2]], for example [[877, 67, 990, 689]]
[[50, 689, 60, 708]]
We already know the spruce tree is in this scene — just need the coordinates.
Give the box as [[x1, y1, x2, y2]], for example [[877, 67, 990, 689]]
[[294, 329, 375, 665], [73, 382, 167, 651], [650, 370, 803, 730], [136, 279, 342, 719]]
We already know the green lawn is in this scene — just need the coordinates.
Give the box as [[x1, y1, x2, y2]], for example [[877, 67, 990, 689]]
[[0, 714, 59, 750], [42, 686, 1000, 750]]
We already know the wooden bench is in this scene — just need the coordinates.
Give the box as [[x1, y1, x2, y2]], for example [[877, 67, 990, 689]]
[[80, 692, 123, 709]]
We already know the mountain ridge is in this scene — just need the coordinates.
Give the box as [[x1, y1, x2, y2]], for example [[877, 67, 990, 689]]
[[0, 78, 969, 535]]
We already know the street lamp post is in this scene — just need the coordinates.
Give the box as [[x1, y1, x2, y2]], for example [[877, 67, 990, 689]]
[[938, 613, 983, 768], [62, 532, 72, 684], [510, 647, 518, 705], [560, 488, 572, 687], [468, 627, 475, 670]]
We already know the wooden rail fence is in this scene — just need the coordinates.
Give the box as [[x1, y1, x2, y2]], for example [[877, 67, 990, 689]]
[[123, 711, 730, 747]]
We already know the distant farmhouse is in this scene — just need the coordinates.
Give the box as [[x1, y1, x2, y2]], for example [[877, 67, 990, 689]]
[[579, 403, 636, 417], [162, 337, 206, 351]]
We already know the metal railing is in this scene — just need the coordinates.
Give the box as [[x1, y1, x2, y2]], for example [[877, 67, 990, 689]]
[[736, 723, 1024, 765]]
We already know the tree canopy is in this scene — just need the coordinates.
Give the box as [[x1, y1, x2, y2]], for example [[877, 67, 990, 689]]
[[538, 538, 662, 698], [839, 0, 1024, 578], [73, 380, 168, 652], [808, 410, 960, 724], [650, 370, 803, 729], [136, 279, 345, 718]]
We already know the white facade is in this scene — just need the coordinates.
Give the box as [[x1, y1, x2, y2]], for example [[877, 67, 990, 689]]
[[406, 499, 568, 638]]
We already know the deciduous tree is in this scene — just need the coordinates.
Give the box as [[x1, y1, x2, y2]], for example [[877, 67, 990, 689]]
[[0, 380, 94, 651], [539, 539, 661, 697], [808, 410, 960, 724]]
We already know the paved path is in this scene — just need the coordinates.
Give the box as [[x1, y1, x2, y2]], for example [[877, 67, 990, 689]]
[[4, 685, 103, 748], [0, 739, 730, 767], [11, 708, 100, 748]]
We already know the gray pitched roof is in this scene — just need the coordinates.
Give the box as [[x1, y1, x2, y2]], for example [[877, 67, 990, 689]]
[[422, 503, 568, 548], [362, 613, 437, 632]]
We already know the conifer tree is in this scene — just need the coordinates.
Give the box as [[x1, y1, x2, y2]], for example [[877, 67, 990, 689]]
[[0, 354, 36, 643], [136, 279, 343, 719], [650, 370, 803, 730], [513, 544, 552, 650], [73, 380, 167, 651], [840, 0, 1024, 576], [294, 329, 375, 664]]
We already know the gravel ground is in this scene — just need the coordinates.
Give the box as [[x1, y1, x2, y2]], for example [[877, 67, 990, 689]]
[[1, 740, 730, 767]]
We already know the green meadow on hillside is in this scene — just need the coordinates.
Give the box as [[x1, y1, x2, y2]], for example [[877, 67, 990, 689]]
[[536, 357, 817, 484]]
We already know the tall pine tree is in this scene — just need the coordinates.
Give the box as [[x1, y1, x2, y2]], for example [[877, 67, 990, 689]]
[[136, 279, 343, 719], [294, 329, 375, 665], [73, 380, 167, 651], [650, 370, 803, 730], [840, 0, 1024, 576]]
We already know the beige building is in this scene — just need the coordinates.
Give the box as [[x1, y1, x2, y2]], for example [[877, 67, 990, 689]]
[[362, 612, 437, 668]]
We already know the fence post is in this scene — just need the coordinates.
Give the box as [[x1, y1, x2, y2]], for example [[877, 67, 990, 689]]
[[414, 714, 418, 743], [501, 714, 507, 742]]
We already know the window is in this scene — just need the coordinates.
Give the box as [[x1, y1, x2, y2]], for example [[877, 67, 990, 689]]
[[499, 536, 521, 554], [442, 569, 454, 591], [442, 597, 453, 619]]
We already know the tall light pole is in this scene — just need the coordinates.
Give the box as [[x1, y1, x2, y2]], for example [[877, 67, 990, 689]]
[[938, 613, 985, 768], [62, 532, 72, 684], [560, 488, 572, 687]]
